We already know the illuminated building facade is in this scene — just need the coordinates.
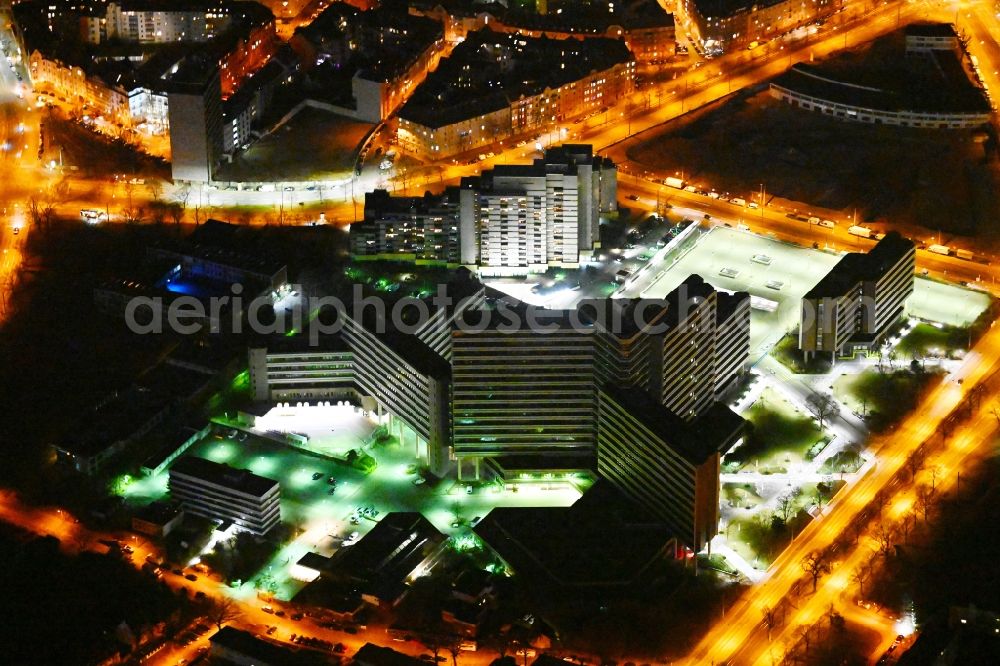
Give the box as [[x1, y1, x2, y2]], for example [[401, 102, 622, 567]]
[[679, 0, 836, 54]]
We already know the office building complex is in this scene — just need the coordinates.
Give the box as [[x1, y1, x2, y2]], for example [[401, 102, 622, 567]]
[[168, 456, 281, 534], [248, 272, 487, 476], [248, 337, 355, 402], [799, 231, 915, 360], [451, 275, 749, 479], [350, 145, 617, 273], [597, 385, 744, 551], [247, 271, 748, 548]]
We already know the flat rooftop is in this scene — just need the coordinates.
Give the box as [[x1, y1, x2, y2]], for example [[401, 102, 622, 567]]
[[170, 456, 279, 498], [474, 481, 675, 587]]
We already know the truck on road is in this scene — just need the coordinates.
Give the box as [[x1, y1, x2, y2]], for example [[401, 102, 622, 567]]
[[927, 244, 951, 256], [664, 176, 685, 189], [955, 249, 974, 261], [730, 197, 746, 207], [848, 225, 873, 238]]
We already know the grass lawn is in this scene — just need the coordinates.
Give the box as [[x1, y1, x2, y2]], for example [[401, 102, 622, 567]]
[[896, 322, 968, 359], [725, 480, 844, 568], [833, 368, 942, 433], [722, 482, 764, 510], [731, 387, 826, 468], [772, 332, 833, 374]]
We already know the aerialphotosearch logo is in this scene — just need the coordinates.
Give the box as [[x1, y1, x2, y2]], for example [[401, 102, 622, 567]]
[[121, 283, 711, 341], [122, 281, 875, 343]]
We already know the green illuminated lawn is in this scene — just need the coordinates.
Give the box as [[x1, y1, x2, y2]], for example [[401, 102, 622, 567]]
[[895, 322, 968, 359], [833, 368, 941, 433], [131, 418, 585, 601], [731, 387, 826, 470]]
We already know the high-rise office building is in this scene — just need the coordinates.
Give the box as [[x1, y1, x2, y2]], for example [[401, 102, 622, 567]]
[[596, 385, 744, 551], [800, 232, 915, 361], [450, 275, 750, 477]]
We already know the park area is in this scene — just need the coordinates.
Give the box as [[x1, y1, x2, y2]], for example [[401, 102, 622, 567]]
[[833, 368, 942, 433], [731, 387, 828, 471]]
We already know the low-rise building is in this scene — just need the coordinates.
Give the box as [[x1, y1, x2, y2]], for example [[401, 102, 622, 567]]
[[296, 512, 447, 608], [353, 643, 425, 666], [473, 481, 679, 587], [209, 626, 332, 666], [905, 22, 960, 53], [770, 62, 992, 129], [168, 456, 281, 534], [131, 501, 185, 537]]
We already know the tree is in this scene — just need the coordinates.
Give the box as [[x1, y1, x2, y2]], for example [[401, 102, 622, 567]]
[[915, 484, 935, 521], [872, 521, 894, 557], [851, 564, 869, 595], [27, 196, 56, 232], [801, 551, 830, 592], [206, 597, 241, 631], [776, 489, 800, 523], [446, 634, 464, 666], [762, 604, 777, 641], [806, 392, 838, 430], [172, 183, 190, 227]]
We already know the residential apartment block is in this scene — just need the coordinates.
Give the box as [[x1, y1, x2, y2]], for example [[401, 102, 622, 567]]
[[679, 0, 836, 54], [396, 27, 635, 158], [799, 231, 915, 360], [288, 2, 446, 123], [350, 145, 617, 273], [84, 2, 234, 44]]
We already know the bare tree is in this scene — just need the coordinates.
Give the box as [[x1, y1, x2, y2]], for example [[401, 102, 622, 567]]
[[806, 392, 838, 430], [27, 196, 56, 231], [915, 484, 935, 521], [872, 521, 894, 557], [776, 489, 800, 523], [206, 597, 242, 631], [446, 634, 463, 666], [801, 551, 830, 592], [762, 604, 777, 641], [851, 564, 869, 595]]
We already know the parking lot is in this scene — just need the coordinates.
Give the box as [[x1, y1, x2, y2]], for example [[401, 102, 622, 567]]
[[637, 226, 841, 357], [125, 405, 586, 601], [635, 226, 992, 357]]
